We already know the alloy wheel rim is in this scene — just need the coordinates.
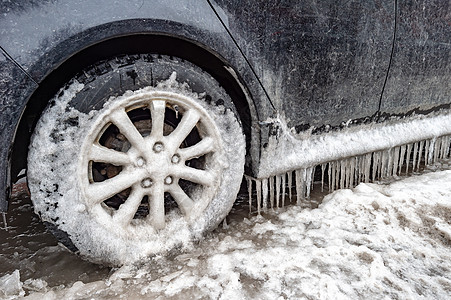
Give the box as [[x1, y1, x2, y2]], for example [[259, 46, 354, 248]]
[[79, 91, 223, 231]]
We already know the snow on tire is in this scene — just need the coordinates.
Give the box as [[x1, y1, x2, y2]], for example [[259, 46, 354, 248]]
[[27, 56, 245, 265]]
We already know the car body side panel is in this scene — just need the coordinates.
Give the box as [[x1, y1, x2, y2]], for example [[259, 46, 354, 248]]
[[211, 0, 395, 128], [0, 49, 38, 211], [380, 0, 451, 113]]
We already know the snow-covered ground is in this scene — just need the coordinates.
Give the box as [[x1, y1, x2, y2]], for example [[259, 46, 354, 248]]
[[1, 165, 450, 299]]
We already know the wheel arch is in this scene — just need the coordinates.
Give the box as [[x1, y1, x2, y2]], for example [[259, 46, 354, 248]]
[[11, 33, 257, 190]]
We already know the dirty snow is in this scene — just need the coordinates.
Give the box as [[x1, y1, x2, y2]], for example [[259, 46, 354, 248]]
[[2, 167, 449, 299]]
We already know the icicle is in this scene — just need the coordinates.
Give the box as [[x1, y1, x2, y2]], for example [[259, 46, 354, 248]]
[[380, 150, 387, 178], [385, 149, 392, 178], [428, 138, 436, 165], [364, 153, 371, 183], [262, 178, 268, 212], [256, 180, 262, 215], [371, 152, 376, 181], [439, 136, 447, 159], [306, 167, 313, 199], [446, 136, 449, 159], [311, 167, 315, 192], [356, 156, 361, 184], [250, 134, 451, 213], [372, 152, 379, 180], [412, 142, 418, 172], [339, 160, 345, 189], [335, 161, 340, 190], [301, 169, 307, 206], [358, 155, 363, 183], [341, 159, 351, 189], [417, 141, 424, 171], [295, 169, 302, 205], [443, 136, 451, 159], [269, 176, 275, 209], [398, 145, 406, 175], [346, 159, 351, 189], [247, 177, 253, 213], [288, 171, 293, 203], [392, 147, 400, 176], [329, 162, 334, 192], [359, 156, 363, 184], [433, 137, 440, 163], [281, 173, 286, 207], [378, 151, 385, 178], [405, 144, 412, 174], [347, 158, 352, 188], [447, 136, 451, 158], [412, 142, 418, 173], [381, 150, 386, 178]]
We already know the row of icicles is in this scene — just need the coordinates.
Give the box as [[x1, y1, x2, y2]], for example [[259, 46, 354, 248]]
[[246, 135, 451, 214]]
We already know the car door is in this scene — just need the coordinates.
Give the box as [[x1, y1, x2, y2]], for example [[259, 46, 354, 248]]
[[380, 0, 451, 114], [212, 0, 395, 129]]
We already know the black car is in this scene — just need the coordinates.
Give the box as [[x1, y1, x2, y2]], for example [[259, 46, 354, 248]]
[[1, 0, 450, 265]]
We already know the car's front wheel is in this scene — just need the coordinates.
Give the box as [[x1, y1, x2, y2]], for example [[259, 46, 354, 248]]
[[27, 56, 245, 265]]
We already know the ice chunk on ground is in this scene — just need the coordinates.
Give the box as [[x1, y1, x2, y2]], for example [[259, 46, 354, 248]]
[[0, 270, 25, 298]]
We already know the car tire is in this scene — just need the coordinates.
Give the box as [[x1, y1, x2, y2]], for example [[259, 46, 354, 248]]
[[27, 55, 245, 265]]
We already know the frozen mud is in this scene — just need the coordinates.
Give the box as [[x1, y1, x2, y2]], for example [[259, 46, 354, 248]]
[[2, 161, 451, 299]]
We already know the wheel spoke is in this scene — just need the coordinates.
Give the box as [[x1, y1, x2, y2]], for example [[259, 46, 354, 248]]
[[178, 137, 216, 160], [85, 169, 146, 206], [147, 180, 165, 229], [89, 143, 130, 165], [113, 185, 145, 227], [109, 109, 146, 152], [173, 166, 215, 187], [149, 100, 166, 139], [168, 109, 200, 149], [167, 184, 195, 217]]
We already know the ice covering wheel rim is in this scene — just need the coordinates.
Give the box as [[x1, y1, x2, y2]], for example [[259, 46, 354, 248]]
[[79, 91, 223, 231]]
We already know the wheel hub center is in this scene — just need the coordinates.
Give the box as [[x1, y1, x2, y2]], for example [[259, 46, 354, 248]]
[[138, 141, 172, 180]]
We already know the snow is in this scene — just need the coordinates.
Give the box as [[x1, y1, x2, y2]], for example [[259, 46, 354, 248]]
[[9, 168, 451, 299]]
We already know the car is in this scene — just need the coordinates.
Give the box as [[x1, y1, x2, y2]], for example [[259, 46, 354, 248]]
[[1, 0, 450, 265]]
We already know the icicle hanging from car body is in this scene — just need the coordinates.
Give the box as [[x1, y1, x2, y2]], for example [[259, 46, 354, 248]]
[[246, 135, 451, 213]]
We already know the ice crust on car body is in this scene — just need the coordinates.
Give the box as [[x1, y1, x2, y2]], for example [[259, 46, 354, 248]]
[[249, 115, 451, 213]]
